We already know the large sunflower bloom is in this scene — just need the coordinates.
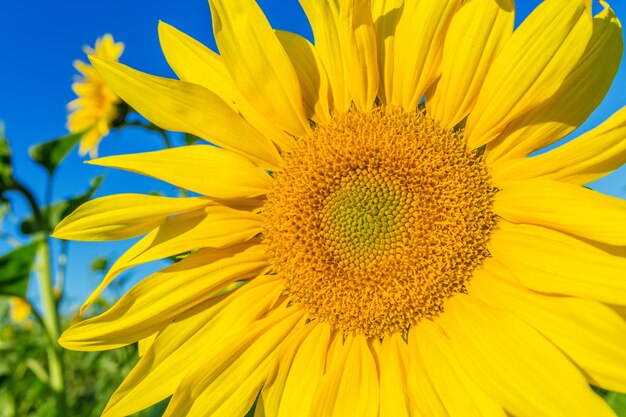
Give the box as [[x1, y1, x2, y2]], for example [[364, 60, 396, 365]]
[[67, 34, 124, 158], [55, 0, 626, 416]]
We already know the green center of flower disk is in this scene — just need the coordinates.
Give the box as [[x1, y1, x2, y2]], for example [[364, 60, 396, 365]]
[[264, 107, 498, 338]]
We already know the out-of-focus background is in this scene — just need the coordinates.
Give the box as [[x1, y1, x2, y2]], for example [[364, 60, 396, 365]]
[[1, 0, 625, 416]]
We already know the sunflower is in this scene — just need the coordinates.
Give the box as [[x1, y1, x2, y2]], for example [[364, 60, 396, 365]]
[[67, 34, 125, 158], [55, 0, 626, 416], [8, 297, 31, 324]]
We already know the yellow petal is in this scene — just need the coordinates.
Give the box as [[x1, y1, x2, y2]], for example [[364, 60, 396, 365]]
[[277, 323, 331, 417], [59, 244, 267, 351], [158, 21, 238, 110], [487, 221, 626, 305], [275, 31, 332, 124], [88, 145, 273, 199], [163, 305, 304, 417], [157, 21, 297, 153], [416, 321, 507, 417], [324, 333, 345, 375], [253, 405, 266, 417], [137, 333, 157, 357], [406, 329, 448, 416], [53, 194, 211, 241], [258, 323, 316, 417], [471, 271, 626, 393], [371, 0, 404, 105], [379, 333, 412, 417], [90, 57, 281, 169], [118, 208, 262, 266], [391, 0, 459, 110], [465, 0, 592, 150], [310, 334, 379, 417], [494, 179, 626, 245], [208, 0, 309, 137], [428, 0, 514, 128], [486, 3, 623, 162], [77, 128, 106, 158], [102, 278, 283, 417], [338, 0, 379, 110], [610, 304, 626, 325], [80, 206, 262, 314], [299, 0, 348, 111], [90, 34, 125, 60], [490, 105, 626, 186], [443, 295, 615, 417]]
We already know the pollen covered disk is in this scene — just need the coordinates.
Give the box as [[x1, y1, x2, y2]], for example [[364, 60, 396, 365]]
[[264, 107, 497, 338]]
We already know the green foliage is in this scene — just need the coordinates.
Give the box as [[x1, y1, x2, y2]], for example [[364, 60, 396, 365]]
[[0, 123, 13, 191], [594, 387, 626, 416], [90, 257, 108, 273], [0, 299, 170, 417], [21, 177, 103, 235], [604, 391, 626, 416], [28, 132, 83, 176], [147, 399, 169, 417], [0, 242, 39, 298], [184, 133, 202, 146], [0, 198, 9, 225], [0, 301, 162, 417]]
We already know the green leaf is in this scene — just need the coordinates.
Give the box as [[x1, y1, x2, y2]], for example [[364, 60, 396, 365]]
[[148, 398, 170, 417], [21, 176, 103, 235], [0, 242, 39, 298], [90, 257, 108, 272], [0, 122, 13, 190], [184, 132, 202, 146], [24, 358, 49, 385], [0, 197, 9, 223], [28, 132, 83, 175], [605, 391, 626, 417], [0, 389, 16, 417]]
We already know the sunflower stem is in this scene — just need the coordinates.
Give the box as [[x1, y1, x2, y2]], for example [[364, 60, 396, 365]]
[[35, 234, 68, 415]]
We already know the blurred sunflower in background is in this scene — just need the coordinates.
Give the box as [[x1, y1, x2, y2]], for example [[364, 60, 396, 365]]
[[54, 0, 626, 416], [67, 34, 125, 158], [8, 297, 31, 325]]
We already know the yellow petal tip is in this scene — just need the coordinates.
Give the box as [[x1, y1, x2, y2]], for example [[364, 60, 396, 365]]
[[50, 226, 67, 240]]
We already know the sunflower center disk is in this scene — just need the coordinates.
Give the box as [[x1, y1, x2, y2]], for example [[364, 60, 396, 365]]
[[264, 107, 497, 338]]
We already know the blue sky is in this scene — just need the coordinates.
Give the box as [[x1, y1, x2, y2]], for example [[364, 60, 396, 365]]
[[1, 0, 625, 310]]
